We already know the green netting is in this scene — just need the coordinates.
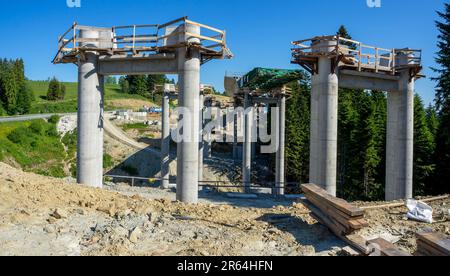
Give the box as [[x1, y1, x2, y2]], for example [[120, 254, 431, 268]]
[[242, 67, 304, 90]]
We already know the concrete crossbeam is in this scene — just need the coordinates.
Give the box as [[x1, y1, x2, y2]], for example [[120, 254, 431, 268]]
[[98, 54, 177, 75]]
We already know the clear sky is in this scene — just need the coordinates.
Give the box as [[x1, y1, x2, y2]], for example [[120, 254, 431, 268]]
[[0, 0, 446, 105]]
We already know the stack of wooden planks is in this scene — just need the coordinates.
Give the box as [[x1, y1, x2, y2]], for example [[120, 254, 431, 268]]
[[416, 231, 450, 256], [301, 184, 368, 236]]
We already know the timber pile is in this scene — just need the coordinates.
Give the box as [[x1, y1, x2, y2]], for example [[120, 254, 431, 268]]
[[416, 231, 450, 256], [301, 184, 368, 236]]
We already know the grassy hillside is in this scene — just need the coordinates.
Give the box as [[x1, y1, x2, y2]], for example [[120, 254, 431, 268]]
[[0, 118, 69, 178], [28, 80, 156, 114]]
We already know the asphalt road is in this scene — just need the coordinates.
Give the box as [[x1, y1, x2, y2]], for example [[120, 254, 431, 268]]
[[0, 113, 76, 123]]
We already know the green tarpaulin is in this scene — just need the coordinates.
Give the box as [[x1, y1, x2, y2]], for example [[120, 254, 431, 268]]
[[241, 67, 304, 90]]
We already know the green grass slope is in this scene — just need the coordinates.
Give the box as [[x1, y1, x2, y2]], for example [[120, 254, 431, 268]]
[[0, 118, 69, 178], [28, 80, 153, 114]]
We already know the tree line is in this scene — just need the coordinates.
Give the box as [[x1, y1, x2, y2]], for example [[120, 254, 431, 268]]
[[285, 4, 450, 200], [118, 75, 174, 103], [0, 59, 34, 115]]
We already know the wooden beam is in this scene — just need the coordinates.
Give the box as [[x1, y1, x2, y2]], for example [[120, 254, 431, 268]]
[[302, 184, 364, 217]]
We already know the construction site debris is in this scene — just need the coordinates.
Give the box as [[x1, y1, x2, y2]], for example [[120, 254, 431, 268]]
[[406, 199, 433, 224], [360, 195, 450, 210]]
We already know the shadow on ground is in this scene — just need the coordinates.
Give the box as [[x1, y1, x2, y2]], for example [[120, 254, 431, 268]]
[[257, 213, 346, 253]]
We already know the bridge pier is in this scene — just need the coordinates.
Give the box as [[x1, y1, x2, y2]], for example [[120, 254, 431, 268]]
[[295, 37, 420, 201], [243, 93, 253, 193], [199, 93, 204, 186], [386, 69, 414, 200], [160, 91, 170, 189], [275, 94, 286, 195], [176, 23, 201, 203], [76, 29, 105, 188], [309, 53, 338, 196]]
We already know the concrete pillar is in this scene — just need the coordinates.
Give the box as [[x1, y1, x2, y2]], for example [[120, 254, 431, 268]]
[[309, 43, 338, 196], [243, 93, 252, 193], [275, 95, 286, 195], [233, 113, 238, 160], [76, 29, 104, 188], [160, 92, 170, 189], [386, 70, 414, 200], [176, 23, 201, 203], [251, 103, 257, 161], [199, 93, 204, 186], [204, 98, 212, 158]]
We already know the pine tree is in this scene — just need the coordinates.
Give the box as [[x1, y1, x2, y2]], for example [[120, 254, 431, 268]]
[[119, 76, 130, 93], [14, 59, 33, 114], [286, 79, 310, 185], [0, 59, 5, 112], [126, 75, 148, 96], [0, 61, 18, 114], [413, 95, 435, 196], [47, 77, 65, 101], [426, 105, 439, 145], [433, 3, 450, 194]]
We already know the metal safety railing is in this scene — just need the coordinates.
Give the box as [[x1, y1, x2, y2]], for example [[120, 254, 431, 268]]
[[103, 175, 301, 193], [292, 35, 422, 75], [53, 17, 232, 64]]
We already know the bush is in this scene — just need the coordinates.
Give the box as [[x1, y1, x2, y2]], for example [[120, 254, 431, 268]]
[[29, 120, 44, 134], [45, 125, 59, 137], [62, 129, 77, 157], [103, 154, 114, 169], [0, 105, 6, 116], [48, 115, 60, 125], [7, 127, 32, 144], [48, 165, 66, 178]]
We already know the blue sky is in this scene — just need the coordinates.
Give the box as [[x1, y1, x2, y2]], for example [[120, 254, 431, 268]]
[[0, 0, 446, 105]]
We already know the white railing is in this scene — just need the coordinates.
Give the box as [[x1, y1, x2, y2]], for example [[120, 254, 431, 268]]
[[54, 17, 230, 63], [292, 36, 422, 74]]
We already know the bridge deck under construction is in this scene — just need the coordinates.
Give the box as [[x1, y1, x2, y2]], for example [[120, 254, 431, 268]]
[[53, 17, 232, 65]]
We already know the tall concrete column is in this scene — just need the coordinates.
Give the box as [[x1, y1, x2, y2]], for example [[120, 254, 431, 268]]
[[386, 70, 414, 200], [77, 29, 104, 188], [251, 103, 257, 161], [176, 23, 201, 203], [160, 92, 170, 189], [198, 93, 204, 186], [233, 113, 238, 160], [243, 93, 252, 193], [204, 98, 212, 158], [309, 48, 338, 196], [275, 95, 286, 195]]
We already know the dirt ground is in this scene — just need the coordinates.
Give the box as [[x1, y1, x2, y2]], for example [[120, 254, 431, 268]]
[[0, 162, 342, 256], [0, 162, 448, 256], [354, 199, 450, 253], [107, 99, 157, 110]]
